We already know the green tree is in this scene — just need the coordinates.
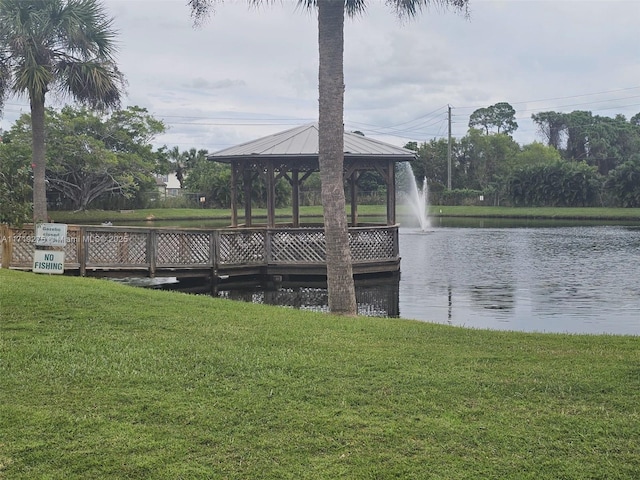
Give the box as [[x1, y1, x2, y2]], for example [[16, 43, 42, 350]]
[[469, 102, 518, 135], [506, 161, 600, 207], [405, 138, 450, 189], [189, 0, 470, 315], [531, 111, 566, 149], [468, 107, 492, 135], [532, 110, 640, 175], [605, 157, 640, 207], [160, 146, 208, 189], [184, 159, 233, 208], [458, 129, 520, 191], [3, 106, 165, 211], [562, 110, 592, 162], [514, 142, 562, 168], [0, 0, 125, 222]]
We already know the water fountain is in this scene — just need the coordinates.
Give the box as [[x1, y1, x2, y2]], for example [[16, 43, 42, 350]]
[[400, 163, 430, 231]]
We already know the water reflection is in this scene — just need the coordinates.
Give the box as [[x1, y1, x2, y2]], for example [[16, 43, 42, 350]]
[[217, 279, 399, 318], [399, 225, 640, 335]]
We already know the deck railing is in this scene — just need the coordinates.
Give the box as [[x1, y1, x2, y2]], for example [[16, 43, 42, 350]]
[[1, 224, 399, 277]]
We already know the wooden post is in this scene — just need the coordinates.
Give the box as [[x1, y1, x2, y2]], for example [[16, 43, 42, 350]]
[[148, 229, 157, 278], [292, 169, 300, 228], [231, 162, 238, 227], [243, 166, 253, 227], [79, 226, 86, 276], [210, 230, 217, 272], [265, 227, 272, 265], [392, 225, 399, 258], [1, 224, 12, 269], [349, 172, 358, 227], [266, 161, 275, 228], [387, 160, 396, 226]]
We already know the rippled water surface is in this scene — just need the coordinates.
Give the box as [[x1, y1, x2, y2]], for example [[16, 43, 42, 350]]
[[399, 225, 640, 335]]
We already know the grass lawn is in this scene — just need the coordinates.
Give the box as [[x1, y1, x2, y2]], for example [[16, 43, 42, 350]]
[[1, 269, 639, 479]]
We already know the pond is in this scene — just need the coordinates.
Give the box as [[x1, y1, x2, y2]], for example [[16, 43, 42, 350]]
[[399, 223, 640, 335]]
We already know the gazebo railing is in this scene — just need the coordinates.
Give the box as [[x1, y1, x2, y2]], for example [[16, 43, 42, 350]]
[[1, 224, 400, 277]]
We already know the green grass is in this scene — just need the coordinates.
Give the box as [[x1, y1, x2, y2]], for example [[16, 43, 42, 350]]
[[49, 206, 640, 225], [428, 206, 640, 220], [49, 208, 233, 224], [1, 269, 639, 479]]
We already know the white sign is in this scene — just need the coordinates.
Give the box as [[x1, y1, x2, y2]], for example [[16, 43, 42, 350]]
[[35, 223, 67, 247], [33, 250, 65, 274]]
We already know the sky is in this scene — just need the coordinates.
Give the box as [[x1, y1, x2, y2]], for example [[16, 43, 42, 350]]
[[1, 0, 639, 153]]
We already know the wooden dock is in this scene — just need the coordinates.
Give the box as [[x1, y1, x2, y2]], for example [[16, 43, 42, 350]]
[[1, 224, 400, 281]]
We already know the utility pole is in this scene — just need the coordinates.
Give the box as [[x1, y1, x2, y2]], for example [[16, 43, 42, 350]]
[[447, 105, 452, 190]]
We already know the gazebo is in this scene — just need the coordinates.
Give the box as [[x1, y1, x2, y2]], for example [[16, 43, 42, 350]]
[[209, 123, 416, 228], [207, 123, 417, 278]]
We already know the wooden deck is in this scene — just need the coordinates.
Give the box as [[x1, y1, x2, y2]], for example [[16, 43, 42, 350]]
[[1, 224, 400, 281]]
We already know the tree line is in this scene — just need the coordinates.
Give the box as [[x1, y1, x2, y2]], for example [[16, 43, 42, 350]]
[[3, 101, 640, 225], [407, 103, 640, 208]]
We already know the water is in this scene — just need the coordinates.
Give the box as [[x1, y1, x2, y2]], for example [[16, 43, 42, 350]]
[[399, 225, 640, 335]]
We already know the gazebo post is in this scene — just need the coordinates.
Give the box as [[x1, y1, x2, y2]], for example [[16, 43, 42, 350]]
[[230, 161, 239, 227], [349, 171, 358, 227], [243, 164, 253, 227], [266, 161, 275, 228], [387, 160, 396, 226], [292, 169, 300, 228]]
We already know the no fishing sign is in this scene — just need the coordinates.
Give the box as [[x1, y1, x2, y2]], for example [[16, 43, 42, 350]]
[[33, 250, 65, 274]]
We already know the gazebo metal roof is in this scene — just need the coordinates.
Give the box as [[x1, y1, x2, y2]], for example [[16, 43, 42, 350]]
[[208, 123, 416, 163]]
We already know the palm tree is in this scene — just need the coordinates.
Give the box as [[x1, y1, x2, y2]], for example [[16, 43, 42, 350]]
[[0, 0, 125, 223], [167, 146, 187, 188], [189, 0, 469, 315]]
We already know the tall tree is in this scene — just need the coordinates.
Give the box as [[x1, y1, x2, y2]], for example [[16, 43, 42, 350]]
[[0, 0, 125, 223], [468, 107, 492, 135], [188, 0, 469, 315], [469, 102, 518, 135], [531, 111, 566, 149]]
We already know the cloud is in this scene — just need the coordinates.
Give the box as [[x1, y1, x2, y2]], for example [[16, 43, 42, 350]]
[[2, 0, 639, 151], [185, 78, 247, 90]]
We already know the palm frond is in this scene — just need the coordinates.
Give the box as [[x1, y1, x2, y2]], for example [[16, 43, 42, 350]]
[[386, 0, 469, 19], [188, 0, 216, 27], [55, 59, 124, 111], [13, 63, 53, 99], [58, 0, 118, 59]]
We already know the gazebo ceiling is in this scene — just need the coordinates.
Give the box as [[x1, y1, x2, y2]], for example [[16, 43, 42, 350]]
[[208, 123, 417, 164]]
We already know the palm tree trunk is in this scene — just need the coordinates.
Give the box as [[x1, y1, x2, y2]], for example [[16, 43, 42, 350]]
[[317, 0, 357, 315], [30, 93, 48, 223]]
